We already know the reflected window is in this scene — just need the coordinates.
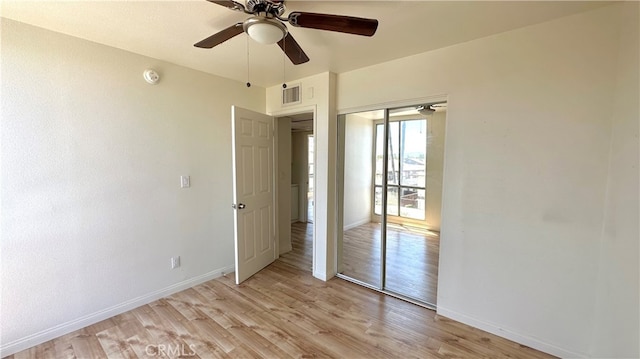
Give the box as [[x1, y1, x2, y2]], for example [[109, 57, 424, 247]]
[[374, 119, 426, 220]]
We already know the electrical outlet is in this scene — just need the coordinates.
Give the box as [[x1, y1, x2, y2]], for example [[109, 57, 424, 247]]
[[171, 256, 180, 269]]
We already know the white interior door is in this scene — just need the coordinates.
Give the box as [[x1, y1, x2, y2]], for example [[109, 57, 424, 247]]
[[231, 106, 276, 284]]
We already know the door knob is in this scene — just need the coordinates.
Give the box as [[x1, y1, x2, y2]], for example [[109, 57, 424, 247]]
[[232, 203, 246, 210]]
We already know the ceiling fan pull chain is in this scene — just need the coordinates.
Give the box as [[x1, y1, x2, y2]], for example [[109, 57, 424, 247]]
[[282, 36, 287, 89], [246, 36, 251, 87]]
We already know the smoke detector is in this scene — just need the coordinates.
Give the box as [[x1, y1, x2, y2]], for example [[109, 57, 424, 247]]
[[143, 69, 160, 84]]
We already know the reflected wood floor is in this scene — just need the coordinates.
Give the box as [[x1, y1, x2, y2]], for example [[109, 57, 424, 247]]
[[5, 260, 555, 359], [342, 222, 439, 305]]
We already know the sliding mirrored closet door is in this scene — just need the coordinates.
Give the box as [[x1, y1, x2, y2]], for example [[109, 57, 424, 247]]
[[337, 110, 383, 289], [337, 103, 446, 307]]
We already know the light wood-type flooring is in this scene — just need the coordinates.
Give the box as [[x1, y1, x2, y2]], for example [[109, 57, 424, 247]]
[[5, 259, 555, 359], [3, 260, 551, 359], [341, 222, 439, 305]]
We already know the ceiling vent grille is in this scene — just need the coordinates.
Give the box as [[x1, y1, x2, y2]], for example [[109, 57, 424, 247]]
[[282, 84, 301, 105]]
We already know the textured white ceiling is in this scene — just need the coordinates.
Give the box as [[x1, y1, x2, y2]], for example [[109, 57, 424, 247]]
[[1, 1, 611, 87]]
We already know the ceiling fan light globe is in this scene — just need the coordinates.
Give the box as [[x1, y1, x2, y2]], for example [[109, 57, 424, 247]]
[[245, 18, 287, 45]]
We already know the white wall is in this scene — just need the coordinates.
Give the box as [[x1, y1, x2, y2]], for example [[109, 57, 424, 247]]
[[0, 19, 265, 356], [337, 3, 638, 358], [591, 2, 639, 357], [343, 113, 373, 229], [425, 110, 446, 231]]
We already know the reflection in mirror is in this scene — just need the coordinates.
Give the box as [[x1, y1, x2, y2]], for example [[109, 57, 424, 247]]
[[384, 104, 446, 305], [337, 110, 382, 288], [338, 102, 447, 307]]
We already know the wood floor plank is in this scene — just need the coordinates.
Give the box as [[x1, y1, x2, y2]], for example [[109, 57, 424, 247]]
[[188, 315, 238, 354], [130, 304, 201, 359], [69, 330, 109, 358], [95, 326, 138, 359], [51, 336, 76, 359], [250, 310, 334, 358], [110, 311, 147, 340]]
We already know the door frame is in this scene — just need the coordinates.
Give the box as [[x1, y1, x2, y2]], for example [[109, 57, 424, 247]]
[[306, 133, 314, 224], [271, 105, 317, 272]]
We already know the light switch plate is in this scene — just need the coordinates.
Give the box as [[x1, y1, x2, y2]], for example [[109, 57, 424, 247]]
[[180, 175, 190, 188]]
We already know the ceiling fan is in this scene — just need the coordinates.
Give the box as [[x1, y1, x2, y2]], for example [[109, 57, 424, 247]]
[[417, 103, 447, 115], [194, 0, 379, 65]]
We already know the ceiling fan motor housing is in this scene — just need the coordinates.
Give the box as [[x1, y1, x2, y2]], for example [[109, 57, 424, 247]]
[[246, 0, 285, 16], [243, 17, 288, 44]]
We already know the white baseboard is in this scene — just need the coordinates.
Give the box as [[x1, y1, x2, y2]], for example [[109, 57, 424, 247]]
[[0, 265, 235, 358], [343, 218, 370, 231], [436, 306, 584, 359]]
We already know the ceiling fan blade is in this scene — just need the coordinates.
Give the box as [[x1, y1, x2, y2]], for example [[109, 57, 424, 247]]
[[288, 12, 378, 37], [206, 0, 243, 11], [194, 23, 244, 48], [277, 33, 310, 65]]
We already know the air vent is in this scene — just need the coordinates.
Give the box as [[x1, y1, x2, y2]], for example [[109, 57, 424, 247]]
[[282, 84, 301, 105]]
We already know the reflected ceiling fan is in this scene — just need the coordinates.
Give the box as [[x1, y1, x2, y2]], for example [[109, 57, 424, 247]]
[[194, 0, 379, 65], [417, 103, 447, 115]]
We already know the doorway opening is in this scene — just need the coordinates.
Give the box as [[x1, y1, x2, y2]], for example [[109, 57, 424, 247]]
[[336, 102, 447, 308], [277, 112, 314, 272]]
